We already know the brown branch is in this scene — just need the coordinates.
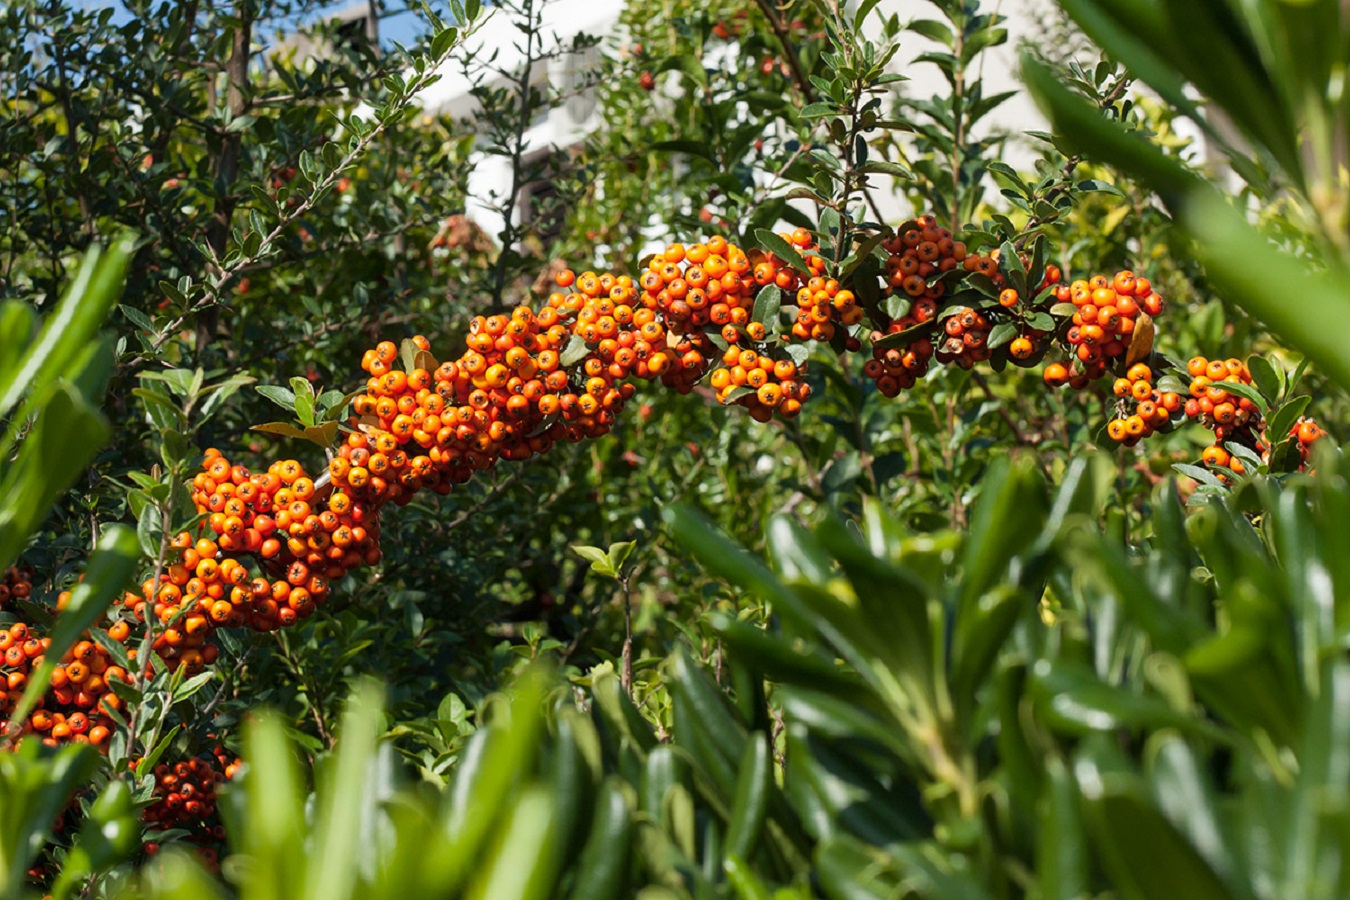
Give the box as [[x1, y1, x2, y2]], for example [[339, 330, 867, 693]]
[[754, 0, 814, 103], [198, 0, 254, 352]]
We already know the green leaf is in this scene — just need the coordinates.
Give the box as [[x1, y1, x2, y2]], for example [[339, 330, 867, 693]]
[[560, 334, 590, 368], [566, 777, 633, 900], [1031, 659, 1225, 741], [0, 742, 98, 897], [1074, 178, 1123, 196], [572, 544, 616, 579], [857, 160, 911, 178], [0, 234, 134, 420], [251, 422, 310, 441], [120, 303, 155, 333], [907, 17, 953, 48], [137, 501, 163, 559], [754, 229, 812, 277], [225, 114, 257, 133], [606, 541, 635, 575], [431, 25, 460, 58], [1267, 395, 1311, 442], [256, 384, 297, 412], [290, 377, 317, 426], [1245, 354, 1281, 403], [172, 671, 215, 704], [987, 321, 1017, 350], [751, 285, 782, 325], [1173, 463, 1228, 490], [724, 732, 771, 862], [443, 670, 549, 891], [1148, 735, 1240, 888], [1212, 377, 1268, 416], [1037, 757, 1088, 900], [0, 384, 112, 571], [305, 680, 385, 900], [1075, 747, 1233, 900]]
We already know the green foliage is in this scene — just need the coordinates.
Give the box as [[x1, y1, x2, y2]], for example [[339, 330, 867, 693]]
[[0, 238, 137, 893], [0, 0, 1346, 895], [666, 448, 1350, 898], [1025, 0, 1350, 392]]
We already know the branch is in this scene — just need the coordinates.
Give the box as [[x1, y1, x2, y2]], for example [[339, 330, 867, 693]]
[[753, 0, 814, 103], [148, 31, 478, 352]]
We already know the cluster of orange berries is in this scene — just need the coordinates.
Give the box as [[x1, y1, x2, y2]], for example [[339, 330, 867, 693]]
[[781, 230, 862, 343], [142, 748, 241, 871], [639, 235, 758, 336], [1182, 356, 1282, 477], [861, 217, 1005, 396], [1058, 270, 1162, 370], [1106, 363, 1184, 446], [1100, 355, 1331, 479], [709, 351, 809, 421], [0, 565, 33, 607], [882, 216, 999, 300], [936, 307, 994, 369], [1041, 270, 1163, 390], [0, 618, 132, 748], [636, 236, 800, 403], [350, 317, 637, 491], [862, 322, 933, 397], [1289, 417, 1328, 465], [1181, 357, 1260, 432], [156, 449, 353, 633], [1182, 356, 1262, 476]]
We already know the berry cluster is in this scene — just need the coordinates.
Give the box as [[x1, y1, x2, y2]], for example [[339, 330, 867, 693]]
[[709, 351, 809, 421], [1180, 356, 1263, 476], [142, 748, 241, 872], [882, 217, 998, 300], [779, 230, 859, 342], [937, 306, 994, 369], [1, 215, 1338, 772], [0, 618, 132, 748], [1106, 363, 1184, 446], [0, 565, 33, 607], [1060, 271, 1162, 370], [1041, 270, 1162, 389]]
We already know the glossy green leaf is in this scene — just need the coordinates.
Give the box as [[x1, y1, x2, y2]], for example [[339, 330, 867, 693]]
[[0, 233, 134, 420], [1075, 749, 1234, 900], [724, 732, 771, 862], [567, 777, 633, 900]]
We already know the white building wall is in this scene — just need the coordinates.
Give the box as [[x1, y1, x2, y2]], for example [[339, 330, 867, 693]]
[[414, 0, 1068, 245]]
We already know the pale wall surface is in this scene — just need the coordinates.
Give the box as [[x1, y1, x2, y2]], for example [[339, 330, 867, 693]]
[[413, 0, 1072, 247]]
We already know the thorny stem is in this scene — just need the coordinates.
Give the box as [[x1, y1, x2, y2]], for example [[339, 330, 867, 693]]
[[949, 21, 965, 233], [122, 484, 181, 760], [619, 571, 634, 698], [1013, 75, 1132, 247], [753, 0, 814, 104]]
